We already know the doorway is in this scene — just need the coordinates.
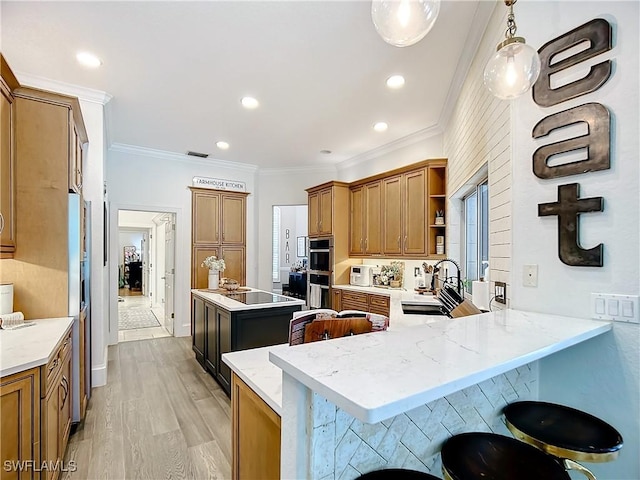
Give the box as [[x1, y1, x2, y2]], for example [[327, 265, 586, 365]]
[[117, 210, 175, 342], [272, 205, 308, 297]]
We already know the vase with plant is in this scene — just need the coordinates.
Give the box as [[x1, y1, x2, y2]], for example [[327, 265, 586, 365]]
[[435, 210, 445, 225], [201, 256, 226, 289], [380, 261, 404, 288]]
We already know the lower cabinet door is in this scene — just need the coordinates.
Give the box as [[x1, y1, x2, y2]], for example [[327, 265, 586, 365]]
[[216, 308, 232, 394], [59, 354, 72, 456], [41, 377, 60, 480], [192, 296, 205, 366], [204, 303, 217, 375], [232, 373, 280, 480], [0, 368, 39, 480]]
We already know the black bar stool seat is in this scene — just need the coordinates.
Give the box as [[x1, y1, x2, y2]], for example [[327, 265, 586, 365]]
[[441, 432, 570, 480], [503, 401, 623, 463], [357, 469, 440, 479]]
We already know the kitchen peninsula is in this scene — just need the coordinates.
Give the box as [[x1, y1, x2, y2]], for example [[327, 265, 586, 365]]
[[223, 309, 611, 479], [191, 288, 304, 396]]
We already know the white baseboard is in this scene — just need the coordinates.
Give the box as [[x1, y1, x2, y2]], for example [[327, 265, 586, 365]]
[[91, 346, 108, 387]]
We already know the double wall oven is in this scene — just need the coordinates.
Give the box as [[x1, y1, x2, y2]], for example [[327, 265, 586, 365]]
[[307, 237, 333, 309]]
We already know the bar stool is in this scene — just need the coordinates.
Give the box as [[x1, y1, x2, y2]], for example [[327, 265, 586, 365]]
[[441, 432, 571, 480], [503, 401, 623, 480], [357, 469, 440, 479]]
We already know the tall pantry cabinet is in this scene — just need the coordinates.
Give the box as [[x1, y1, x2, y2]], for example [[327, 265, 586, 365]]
[[190, 187, 248, 288]]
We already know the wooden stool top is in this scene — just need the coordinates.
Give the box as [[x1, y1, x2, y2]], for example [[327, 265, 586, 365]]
[[441, 432, 570, 480], [357, 469, 440, 479], [503, 401, 623, 463]]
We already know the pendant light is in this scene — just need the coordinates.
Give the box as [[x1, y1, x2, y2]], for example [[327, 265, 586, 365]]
[[483, 0, 540, 100], [371, 0, 441, 47]]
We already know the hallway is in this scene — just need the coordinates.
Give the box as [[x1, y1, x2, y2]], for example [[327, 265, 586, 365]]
[[118, 295, 170, 343], [63, 336, 231, 479]]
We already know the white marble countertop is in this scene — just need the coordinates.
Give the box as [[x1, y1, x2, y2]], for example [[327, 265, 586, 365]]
[[269, 310, 612, 424], [222, 344, 285, 415], [191, 287, 305, 311], [0, 317, 73, 377]]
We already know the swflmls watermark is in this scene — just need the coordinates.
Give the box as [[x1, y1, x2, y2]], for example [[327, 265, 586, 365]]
[[3, 460, 77, 473]]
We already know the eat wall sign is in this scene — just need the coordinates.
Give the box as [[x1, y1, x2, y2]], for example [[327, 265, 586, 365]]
[[532, 18, 613, 267]]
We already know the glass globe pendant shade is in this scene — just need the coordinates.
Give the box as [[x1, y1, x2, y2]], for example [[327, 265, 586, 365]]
[[371, 0, 441, 47], [483, 37, 541, 100]]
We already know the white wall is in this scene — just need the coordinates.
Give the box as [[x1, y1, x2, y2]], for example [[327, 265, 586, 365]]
[[107, 146, 258, 339], [256, 167, 336, 291], [510, 2, 639, 478]]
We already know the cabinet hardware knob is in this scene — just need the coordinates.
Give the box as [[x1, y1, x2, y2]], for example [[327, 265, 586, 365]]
[[0, 213, 4, 235], [397, 236, 400, 248]]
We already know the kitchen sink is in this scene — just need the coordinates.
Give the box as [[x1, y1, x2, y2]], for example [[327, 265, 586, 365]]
[[401, 302, 446, 315]]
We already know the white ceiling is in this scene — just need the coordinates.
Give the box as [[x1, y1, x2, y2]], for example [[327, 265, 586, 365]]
[[2, 1, 495, 169]]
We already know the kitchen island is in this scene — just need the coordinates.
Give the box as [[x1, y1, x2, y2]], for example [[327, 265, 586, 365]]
[[191, 288, 304, 396], [223, 309, 611, 479]]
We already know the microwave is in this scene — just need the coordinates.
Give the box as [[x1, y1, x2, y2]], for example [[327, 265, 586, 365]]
[[350, 265, 378, 287]]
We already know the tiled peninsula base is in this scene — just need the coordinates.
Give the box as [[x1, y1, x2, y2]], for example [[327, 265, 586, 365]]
[[282, 363, 538, 479]]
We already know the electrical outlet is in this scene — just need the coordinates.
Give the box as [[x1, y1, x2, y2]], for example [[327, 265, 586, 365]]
[[495, 281, 507, 304], [523, 264, 538, 287]]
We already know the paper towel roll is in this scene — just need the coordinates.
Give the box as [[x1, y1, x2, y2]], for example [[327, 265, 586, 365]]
[[0, 283, 13, 315], [472, 281, 490, 311]]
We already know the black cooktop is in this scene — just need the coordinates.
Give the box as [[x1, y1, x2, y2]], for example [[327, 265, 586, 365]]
[[224, 291, 296, 305]]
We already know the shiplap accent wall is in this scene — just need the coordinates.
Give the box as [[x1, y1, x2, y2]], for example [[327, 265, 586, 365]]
[[443, 3, 512, 306]]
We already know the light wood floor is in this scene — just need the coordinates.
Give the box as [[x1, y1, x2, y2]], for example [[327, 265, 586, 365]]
[[63, 336, 232, 479]]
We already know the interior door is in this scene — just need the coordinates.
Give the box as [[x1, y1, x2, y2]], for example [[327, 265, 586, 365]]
[[141, 232, 150, 298], [164, 215, 175, 334]]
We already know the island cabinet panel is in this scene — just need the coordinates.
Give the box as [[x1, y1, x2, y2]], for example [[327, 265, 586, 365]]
[[190, 188, 248, 288], [232, 373, 281, 480], [216, 308, 232, 394], [0, 368, 40, 480], [204, 303, 217, 376], [192, 296, 206, 365], [191, 293, 302, 397]]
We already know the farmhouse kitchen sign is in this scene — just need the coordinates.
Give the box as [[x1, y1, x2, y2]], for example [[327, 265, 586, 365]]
[[532, 18, 612, 267], [192, 176, 246, 192]]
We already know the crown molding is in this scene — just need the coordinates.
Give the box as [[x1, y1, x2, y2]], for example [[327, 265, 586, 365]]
[[438, 0, 498, 130], [336, 124, 443, 172], [15, 72, 113, 105], [109, 143, 259, 173]]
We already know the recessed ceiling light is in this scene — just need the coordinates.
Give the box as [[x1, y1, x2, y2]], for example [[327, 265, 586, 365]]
[[386, 75, 405, 88], [216, 141, 230, 150], [374, 122, 388, 132], [241, 96, 259, 109], [76, 51, 102, 68]]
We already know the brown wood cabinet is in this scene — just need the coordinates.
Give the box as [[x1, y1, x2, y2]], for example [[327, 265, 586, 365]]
[[346, 159, 447, 259], [0, 54, 19, 259], [339, 290, 390, 317], [427, 164, 447, 257], [190, 188, 248, 287], [40, 329, 72, 480], [306, 181, 350, 237], [232, 373, 281, 480], [332, 288, 342, 311], [0, 86, 88, 321], [0, 368, 40, 480]]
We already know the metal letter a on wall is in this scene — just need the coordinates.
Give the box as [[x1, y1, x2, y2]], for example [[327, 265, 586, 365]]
[[532, 103, 610, 179], [538, 183, 604, 266]]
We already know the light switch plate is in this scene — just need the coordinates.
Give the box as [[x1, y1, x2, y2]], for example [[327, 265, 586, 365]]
[[591, 293, 639, 323]]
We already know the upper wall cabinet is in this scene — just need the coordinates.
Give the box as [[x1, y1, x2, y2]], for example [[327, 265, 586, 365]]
[[347, 159, 447, 259], [0, 54, 19, 258], [190, 188, 249, 288], [306, 181, 350, 237]]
